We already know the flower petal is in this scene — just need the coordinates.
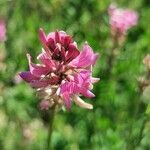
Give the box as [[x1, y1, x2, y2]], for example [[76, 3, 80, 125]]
[[66, 43, 80, 62], [91, 77, 100, 83], [60, 81, 75, 94], [55, 31, 60, 43], [30, 80, 49, 88], [74, 70, 91, 86], [80, 88, 95, 98], [47, 31, 66, 42], [62, 93, 72, 110], [69, 42, 99, 68], [19, 71, 39, 82], [39, 28, 51, 57], [61, 35, 72, 48], [47, 38, 56, 50], [27, 53, 49, 77], [73, 95, 93, 109], [37, 52, 56, 70], [39, 28, 47, 45]]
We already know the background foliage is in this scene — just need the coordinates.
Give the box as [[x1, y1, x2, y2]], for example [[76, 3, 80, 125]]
[[0, 0, 150, 149]]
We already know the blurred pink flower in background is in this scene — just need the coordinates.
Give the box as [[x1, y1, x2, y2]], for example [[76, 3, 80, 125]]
[[108, 3, 138, 37], [0, 19, 6, 42], [20, 29, 99, 110]]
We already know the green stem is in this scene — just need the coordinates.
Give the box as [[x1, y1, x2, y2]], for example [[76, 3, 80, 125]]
[[104, 37, 121, 79], [136, 116, 148, 146], [46, 106, 56, 150], [105, 46, 116, 76]]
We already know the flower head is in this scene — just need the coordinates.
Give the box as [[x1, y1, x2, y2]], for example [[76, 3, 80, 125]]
[[0, 19, 6, 42], [108, 4, 138, 36], [20, 29, 99, 110]]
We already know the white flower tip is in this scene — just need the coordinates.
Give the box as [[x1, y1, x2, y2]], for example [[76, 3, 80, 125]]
[[26, 53, 30, 57], [73, 95, 93, 109], [26, 53, 32, 63], [45, 88, 52, 95], [59, 30, 66, 34], [89, 84, 93, 90], [56, 88, 60, 95], [87, 104, 93, 109], [91, 77, 100, 83], [73, 41, 77, 47], [39, 28, 44, 33]]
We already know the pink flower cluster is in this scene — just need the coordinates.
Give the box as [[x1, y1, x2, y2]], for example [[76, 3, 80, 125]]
[[108, 4, 138, 35], [0, 19, 6, 42], [20, 29, 99, 110]]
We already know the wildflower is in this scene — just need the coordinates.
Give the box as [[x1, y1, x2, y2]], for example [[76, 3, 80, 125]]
[[108, 4, 138, 38], [0, 19, 6, 42], [20, 29, 99, 110]]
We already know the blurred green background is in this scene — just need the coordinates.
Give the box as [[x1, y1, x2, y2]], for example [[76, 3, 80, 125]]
[[0, 0, 150, 149]]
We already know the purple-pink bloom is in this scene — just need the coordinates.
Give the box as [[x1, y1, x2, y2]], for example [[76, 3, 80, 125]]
[[0, 19, 6, 42], [20, 29, 99, 110], [108, 4, 138, 35]]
